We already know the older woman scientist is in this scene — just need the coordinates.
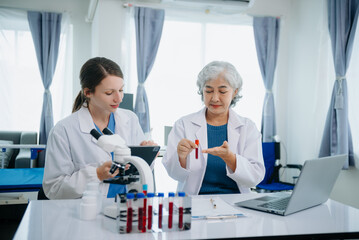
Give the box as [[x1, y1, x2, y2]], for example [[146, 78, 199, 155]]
[[43, 57, 156, 199], [162, 61, 265, 195]]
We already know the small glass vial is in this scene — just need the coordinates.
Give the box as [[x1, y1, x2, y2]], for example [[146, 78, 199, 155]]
[[147, 192, 154, 230], [157, 192, 164, 229], [137, 193, 146, 232], [126, 193, 134, 233], [168, 192, 175, 229], [178, 192, 185, 229]]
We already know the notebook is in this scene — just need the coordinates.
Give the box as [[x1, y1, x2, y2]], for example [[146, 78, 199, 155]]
[[235, 154, 346, 216]]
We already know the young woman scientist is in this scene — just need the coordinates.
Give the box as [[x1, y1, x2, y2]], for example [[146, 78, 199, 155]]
[[43, 57, 155, 199], [162, 61, 265, 195]]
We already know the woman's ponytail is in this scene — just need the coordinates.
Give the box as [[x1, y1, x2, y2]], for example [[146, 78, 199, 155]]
[[72, 91, 86, 113]]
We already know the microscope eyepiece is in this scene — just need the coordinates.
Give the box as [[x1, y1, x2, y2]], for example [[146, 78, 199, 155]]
[[90, 129, 102, 140], [102, 127, 114, 135]]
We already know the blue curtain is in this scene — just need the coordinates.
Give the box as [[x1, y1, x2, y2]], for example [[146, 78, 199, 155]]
[[253, 17, 280, 142], [27, 11, 62, 147], [319, 0, 359, 169], [134, 7, 164, 134]]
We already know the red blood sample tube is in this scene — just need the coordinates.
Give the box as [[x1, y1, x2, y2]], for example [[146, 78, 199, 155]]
[[126, 193, 134, 233], [158, 192, 164, 228], [147, 193, 154, 230], [178, 192, 185, 229], [168, 192, 175, 229], [137, 193, 146, 232], [143, 184, 148, 218], [195, 139, 199, 159]]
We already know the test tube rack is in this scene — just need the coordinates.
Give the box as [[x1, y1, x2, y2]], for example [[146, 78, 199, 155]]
[[116, 193, 191, 234]]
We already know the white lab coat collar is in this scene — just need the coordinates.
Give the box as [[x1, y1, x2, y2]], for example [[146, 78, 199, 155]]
[[227, 108, 245, 154], [78, 107, 96, 135], [78, 106, 133, 143], [190, 107, 245, 127]]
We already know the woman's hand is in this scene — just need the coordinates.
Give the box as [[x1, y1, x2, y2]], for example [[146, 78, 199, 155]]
[[202, 141, 236, 172], [177, 139, 198, 168], [96, 161, 119, 181], [140, 140, 158, 146]]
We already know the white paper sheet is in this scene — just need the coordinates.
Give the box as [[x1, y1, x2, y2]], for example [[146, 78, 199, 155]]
[[191, 197, 244, 219]]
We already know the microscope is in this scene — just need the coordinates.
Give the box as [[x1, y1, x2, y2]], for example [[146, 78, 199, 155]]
[[90, 128, 154, 218]]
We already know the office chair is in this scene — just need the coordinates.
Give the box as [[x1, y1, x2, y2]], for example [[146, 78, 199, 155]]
[[119, 93, 134, 111], [255, 142, 302, 192], [37, 186, 49, 200]]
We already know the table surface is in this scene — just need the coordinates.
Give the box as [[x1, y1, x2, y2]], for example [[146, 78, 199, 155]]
[[13, 193, 359, 239]]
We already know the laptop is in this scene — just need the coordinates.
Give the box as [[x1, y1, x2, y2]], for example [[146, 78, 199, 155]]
[[235, 154, 346, 216]]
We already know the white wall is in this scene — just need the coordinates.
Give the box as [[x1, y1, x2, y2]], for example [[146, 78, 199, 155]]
[[91, 0, 134, 92], [236, 0, 359, 209], [275, 0, 359, 209], [92, 0, 126, 65]]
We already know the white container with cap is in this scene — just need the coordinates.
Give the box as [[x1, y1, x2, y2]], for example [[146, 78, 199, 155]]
[[83, 182, 102, 214], [80, 196, 97, 220]]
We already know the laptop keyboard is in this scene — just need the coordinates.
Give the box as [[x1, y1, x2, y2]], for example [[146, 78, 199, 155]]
[[258, 197, 290, 211]]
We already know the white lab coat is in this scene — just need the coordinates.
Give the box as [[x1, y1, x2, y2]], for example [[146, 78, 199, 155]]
[[43, 106, 146, 199], [162, 108, 265, 195]]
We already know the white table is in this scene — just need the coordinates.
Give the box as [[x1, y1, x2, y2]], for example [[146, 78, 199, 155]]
[[13, 193, 359, 239], [1, 144, 46, 168]]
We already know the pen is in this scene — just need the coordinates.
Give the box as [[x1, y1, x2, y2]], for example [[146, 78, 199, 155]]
[[210, 198, 216, 209], [192, 214, 243, 220]]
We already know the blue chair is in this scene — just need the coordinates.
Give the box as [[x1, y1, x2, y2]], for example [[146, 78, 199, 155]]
[[256, 142, 302, 192]]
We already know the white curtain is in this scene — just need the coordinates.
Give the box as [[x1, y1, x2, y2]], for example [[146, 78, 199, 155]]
[[0, 8, 72, 132]]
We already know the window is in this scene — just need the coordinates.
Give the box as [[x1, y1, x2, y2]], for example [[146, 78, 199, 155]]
[[127, 10, 264, 193], [144, 19, 264, 146], [0, 8, 72, 132]]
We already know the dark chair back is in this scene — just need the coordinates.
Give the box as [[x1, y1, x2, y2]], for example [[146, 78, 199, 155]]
[[259, 142, 280, 185], [256, 142, 298, 192], [119, 93, 134, 111], [37, 187, 49, 200]]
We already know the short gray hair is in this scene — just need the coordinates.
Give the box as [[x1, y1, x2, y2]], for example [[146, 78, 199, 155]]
[[196, 61, 243, 107]]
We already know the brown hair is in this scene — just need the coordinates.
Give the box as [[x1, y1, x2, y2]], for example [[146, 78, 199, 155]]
[[72, 57, 124, 113]]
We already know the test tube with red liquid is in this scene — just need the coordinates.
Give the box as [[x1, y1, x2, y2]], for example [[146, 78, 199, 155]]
[[195, 139, 199, 159], [158, 193, 164, 228], [126, 193, 134, 233], [168, 192, 175, 229], [147, 193, 154, 230], [143, 184, 148, 218], [137, 193, 146, 232], [178, 192, 185, 229]]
